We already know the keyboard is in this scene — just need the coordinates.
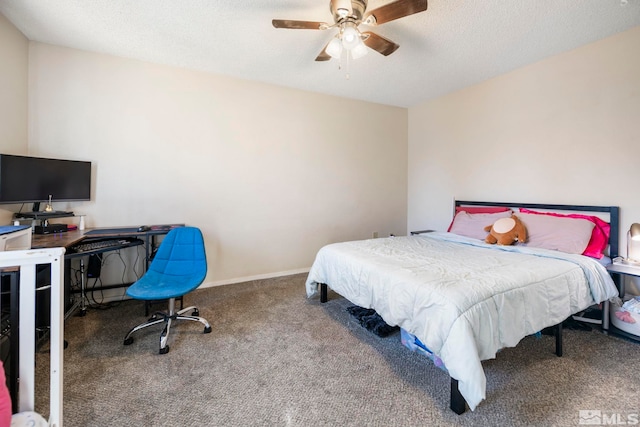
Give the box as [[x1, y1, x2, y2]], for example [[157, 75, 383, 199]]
[[69, 238, 143, 255]]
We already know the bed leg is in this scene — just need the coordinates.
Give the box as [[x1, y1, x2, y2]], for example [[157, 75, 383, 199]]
[[320, 283, 328, 303], [450, 378, 467, 414], [555, 322, 563, 357]]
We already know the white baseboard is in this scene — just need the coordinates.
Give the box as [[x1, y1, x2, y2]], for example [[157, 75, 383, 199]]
[[199, 267, 310, 289], [77, 267, 311, 304]]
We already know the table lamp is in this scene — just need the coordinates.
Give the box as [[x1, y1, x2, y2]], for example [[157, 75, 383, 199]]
[[624, 222, 640, 265]]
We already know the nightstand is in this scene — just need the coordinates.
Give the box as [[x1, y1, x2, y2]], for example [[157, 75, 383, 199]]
[[606, 262, 640, 342]]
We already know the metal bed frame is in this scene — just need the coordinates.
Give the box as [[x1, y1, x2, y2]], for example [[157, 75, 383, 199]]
[[319, 200, 620, 414]]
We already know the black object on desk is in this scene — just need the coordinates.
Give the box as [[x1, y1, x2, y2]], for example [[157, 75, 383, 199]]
[[66, 237, 143, 257], [33, 224, 69, 234]]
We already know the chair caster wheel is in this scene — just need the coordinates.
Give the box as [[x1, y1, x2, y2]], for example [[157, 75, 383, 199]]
[[204, 326, 212, 334], [192, 309, 199, 316], [124, 337, 134, 345], [159, 345, 170, 354]]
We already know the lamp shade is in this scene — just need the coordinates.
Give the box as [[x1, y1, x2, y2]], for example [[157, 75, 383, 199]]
[[326, 37, 343, 58], [341, 24, 360, 50], [350, 40, 368, 59], [626, 222, 640, 263]]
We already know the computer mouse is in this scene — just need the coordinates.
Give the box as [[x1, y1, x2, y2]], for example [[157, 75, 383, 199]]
[[137, 225, 150, 232]]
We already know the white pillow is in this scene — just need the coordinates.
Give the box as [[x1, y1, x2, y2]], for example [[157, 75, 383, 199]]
[[518, 212, 595, 254], [449, 210, 513, 240]]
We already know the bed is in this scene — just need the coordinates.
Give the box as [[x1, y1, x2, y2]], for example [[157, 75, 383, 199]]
[[305, 201, 620, 413]]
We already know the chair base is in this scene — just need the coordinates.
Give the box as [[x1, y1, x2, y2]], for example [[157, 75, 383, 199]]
[[145, 296, 183, 316], [123, 297, 211, 354]]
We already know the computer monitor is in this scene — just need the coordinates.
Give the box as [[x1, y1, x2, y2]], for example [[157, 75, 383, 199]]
[[0, 154, 91, 210], [0, 226, 32, 251]]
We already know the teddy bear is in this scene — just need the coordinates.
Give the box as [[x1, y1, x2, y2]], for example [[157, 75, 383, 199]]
[[484, 214, 527, 245]]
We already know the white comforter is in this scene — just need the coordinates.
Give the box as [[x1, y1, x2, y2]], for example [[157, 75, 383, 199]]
[[305, 232, 618, 410]]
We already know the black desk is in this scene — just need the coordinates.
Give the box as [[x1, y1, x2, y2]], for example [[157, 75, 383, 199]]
[[31, 225, 183, 315], [79, 226, 182, 269]]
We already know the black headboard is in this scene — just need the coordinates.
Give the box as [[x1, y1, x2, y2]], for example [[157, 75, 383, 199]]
[[454, 200, 620, 258]]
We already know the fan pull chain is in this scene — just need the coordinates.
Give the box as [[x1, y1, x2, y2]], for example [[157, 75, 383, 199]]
[[336, 50, 352, 80], [345, 50, 351, 80]]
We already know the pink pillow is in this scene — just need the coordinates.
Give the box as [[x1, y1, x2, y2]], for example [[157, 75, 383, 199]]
[[518, 212, 595, 254], [448, 206, 511, 231], [519, 208, 610, 258], [449, 210, 513, 240]]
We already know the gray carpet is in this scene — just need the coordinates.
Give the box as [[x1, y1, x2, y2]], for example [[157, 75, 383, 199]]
[[34, 273, 640, 426]]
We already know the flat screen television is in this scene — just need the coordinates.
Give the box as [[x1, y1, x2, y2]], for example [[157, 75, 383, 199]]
[[0, 154, 91, 209]]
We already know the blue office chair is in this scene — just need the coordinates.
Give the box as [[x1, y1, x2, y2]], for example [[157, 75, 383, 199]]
[[123, 226, 211, 354]]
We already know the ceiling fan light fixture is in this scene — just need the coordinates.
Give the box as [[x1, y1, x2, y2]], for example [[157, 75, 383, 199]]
[[351, 41, 368, 59], [272, 0, 429, 64], [341, 24, 360, 50], [326, 37, 343, 58]]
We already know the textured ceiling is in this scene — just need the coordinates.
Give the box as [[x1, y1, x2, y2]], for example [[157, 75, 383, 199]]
[[1, 0, 639, 107]]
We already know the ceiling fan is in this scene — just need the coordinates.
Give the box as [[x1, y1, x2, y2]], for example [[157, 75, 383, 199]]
[[272, 0, 428, 62]]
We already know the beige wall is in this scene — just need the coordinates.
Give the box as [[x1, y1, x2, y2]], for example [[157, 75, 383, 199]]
[[0, 14, 29, 224], [408, 26, 640, 256], [27, 43, 408, 286], [0, 14, 27, 152]]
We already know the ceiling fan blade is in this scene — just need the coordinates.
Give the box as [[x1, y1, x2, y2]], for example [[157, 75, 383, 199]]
[[315, 43, 332, 61], [272, 19, 329, 30], [364, 0, 428, 25], [362, 32, 400, 56]]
